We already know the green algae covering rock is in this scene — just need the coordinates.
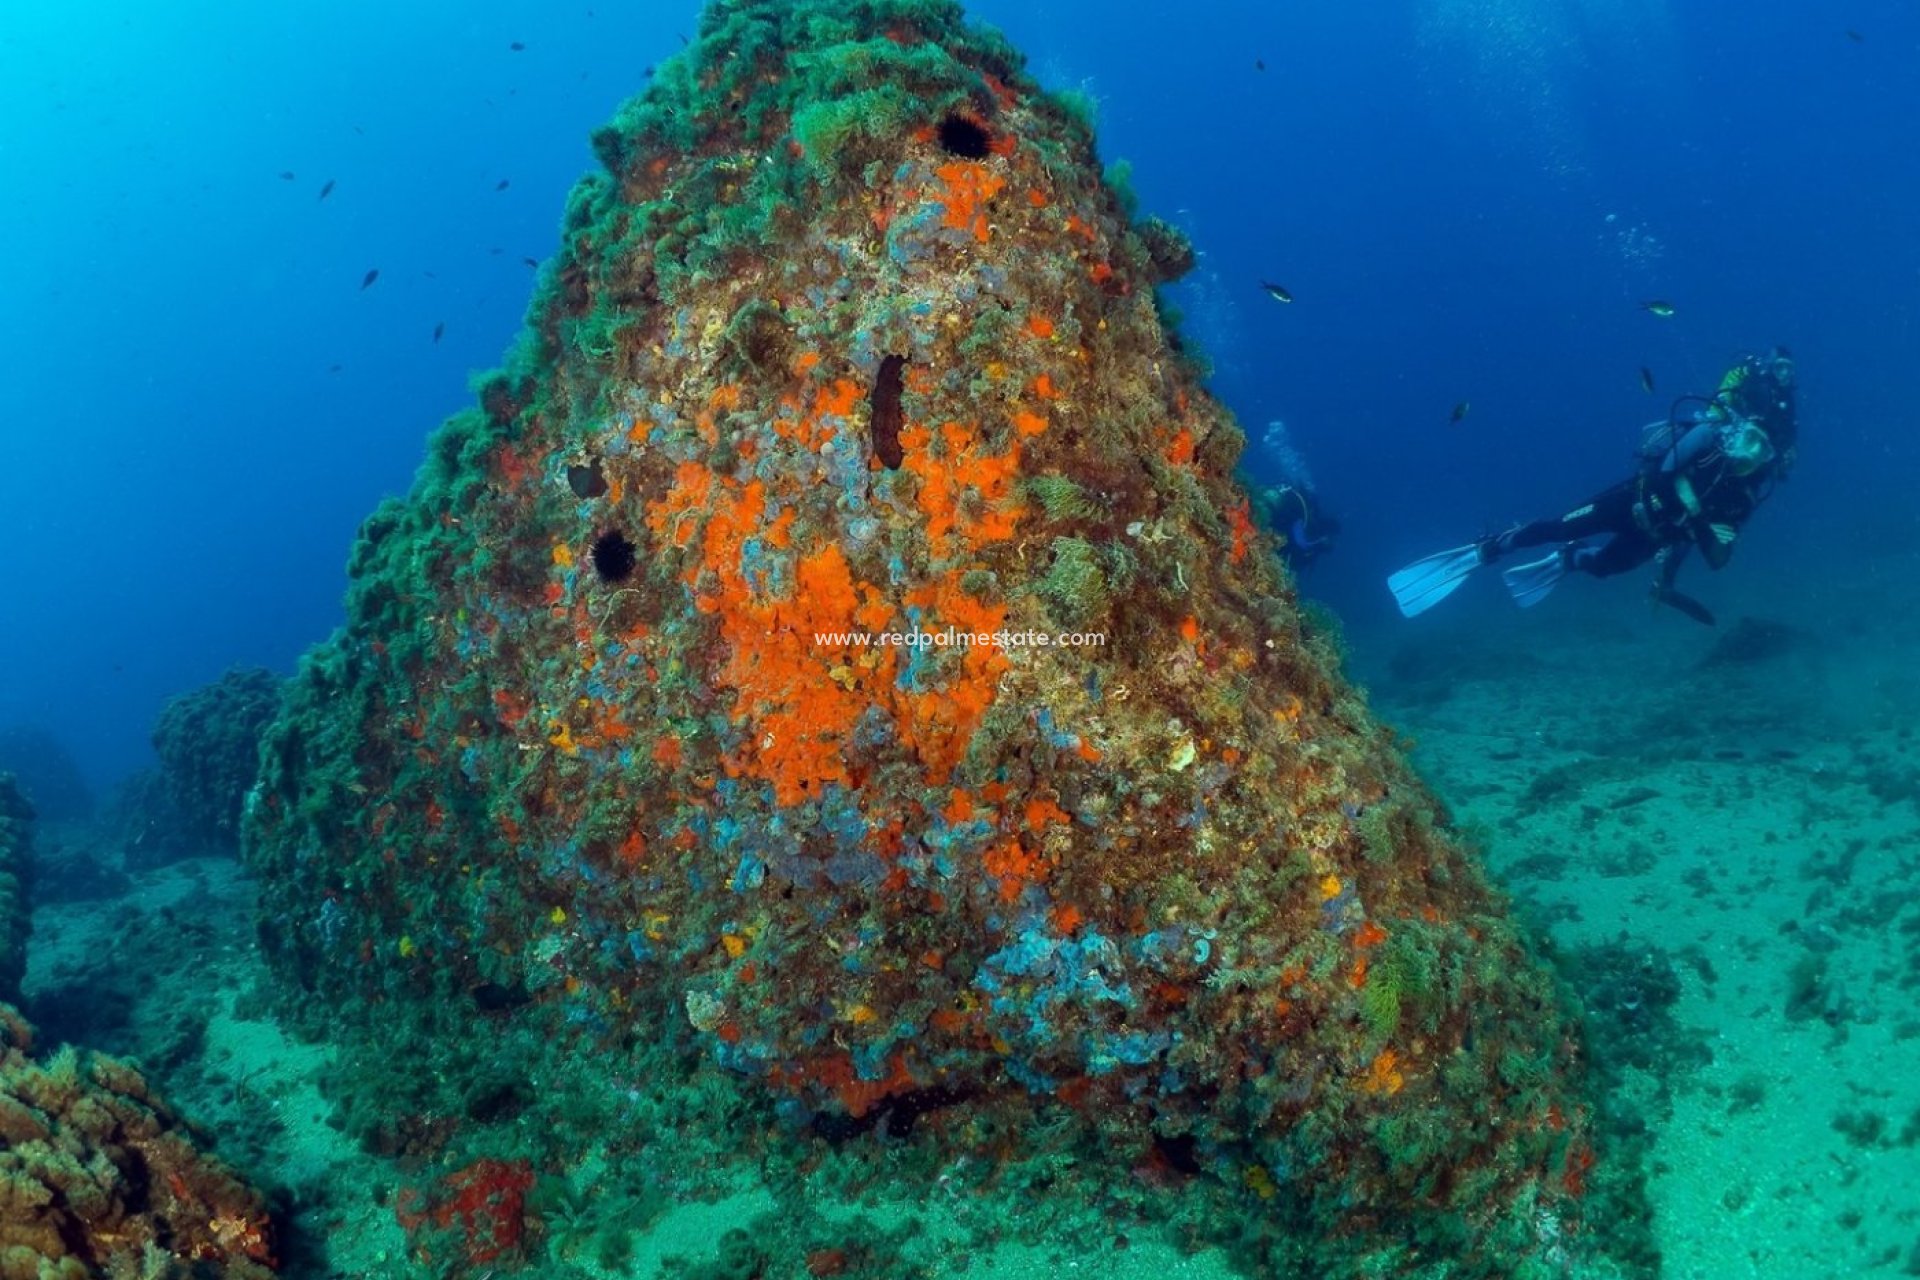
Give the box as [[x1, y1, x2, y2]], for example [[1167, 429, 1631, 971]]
[[151, 666, 283, 858], [245, 1, 1642, 1274]]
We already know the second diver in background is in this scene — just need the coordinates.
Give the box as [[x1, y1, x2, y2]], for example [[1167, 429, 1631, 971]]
[[1388, 348, 1798, 627], [1259, 479, 1341, 572], [1253, 418, 1340, 572]]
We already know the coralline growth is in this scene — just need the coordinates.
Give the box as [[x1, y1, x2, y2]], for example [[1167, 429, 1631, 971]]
[[1, 777, 275, 1277], [245, 0, 1642, 1274], [0, 1003, 278, 1277]]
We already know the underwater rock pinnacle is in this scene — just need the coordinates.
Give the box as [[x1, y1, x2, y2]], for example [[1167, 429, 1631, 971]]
[[246, 0, 1638, 1273]]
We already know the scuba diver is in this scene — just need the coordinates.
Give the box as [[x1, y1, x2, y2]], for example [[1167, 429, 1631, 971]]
[[1254, 418, 1340, 570], [1259, 479, 1341, 570], [1388, 348, 1797, 626]]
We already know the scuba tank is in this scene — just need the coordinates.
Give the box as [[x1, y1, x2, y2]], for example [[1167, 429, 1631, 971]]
[[1635, 391, 1775, 476], [1635, 395, 1721, 471]]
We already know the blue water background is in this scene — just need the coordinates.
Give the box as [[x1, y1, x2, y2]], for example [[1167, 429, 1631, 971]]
[[1, 0, 1915, 789]]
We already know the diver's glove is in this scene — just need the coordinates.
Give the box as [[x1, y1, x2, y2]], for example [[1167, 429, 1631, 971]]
[[1694, 520, 1739, 570]]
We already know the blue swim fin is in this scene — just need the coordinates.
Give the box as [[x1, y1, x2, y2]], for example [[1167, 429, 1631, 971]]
[[1501, 548, 1569, 608], [1387, 543, 1485, 617]]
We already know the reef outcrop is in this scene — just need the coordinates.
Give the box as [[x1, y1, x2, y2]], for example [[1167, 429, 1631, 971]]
[[151, 667, 281, 859], [0, 1002, 276, 1277], [244, 0, 1639, 1273]]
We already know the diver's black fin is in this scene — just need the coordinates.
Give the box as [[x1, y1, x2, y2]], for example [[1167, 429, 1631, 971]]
[[1652, 587, 1716, 627]]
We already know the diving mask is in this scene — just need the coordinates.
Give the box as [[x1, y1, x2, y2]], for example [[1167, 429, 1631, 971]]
[[1720, 417, 1775, 475]]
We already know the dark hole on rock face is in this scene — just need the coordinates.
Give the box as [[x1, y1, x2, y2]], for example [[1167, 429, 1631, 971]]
[[471, 981, 531, 1013], [1155, 1133, 1202, 1175], [937, 114, 993, 159], [466, 1079, 532, 1123], [883, 1083, 972, 1138], [567, 460, 608, 498], [870, 354, 906, 470], [811, 1108, 880, 1144], [590, 530, 638, 583]]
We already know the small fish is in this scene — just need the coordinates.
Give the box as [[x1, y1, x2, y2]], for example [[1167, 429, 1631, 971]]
[[433, 322, 445, 343], [1260, 281, 1294, 304], [1846, 29, 1864, 42], [495, 178, 510, 191], [522, 256, 539, 268], [360, 268, 379, 290], [277, 170, 296, 181], [1255, 58, 1266, 72], [1640, 299, 1675, 317], [1639, 366, 1656, 394], [328, 363, 343, 374], [318, 178, 336, 201], [1449, 401, 1471, 425], [643, 65, 655, 80], [510, 40, 526, 51]]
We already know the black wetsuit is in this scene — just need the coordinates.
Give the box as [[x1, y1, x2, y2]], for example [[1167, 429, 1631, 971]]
[[1488, 354, 1796, 582]]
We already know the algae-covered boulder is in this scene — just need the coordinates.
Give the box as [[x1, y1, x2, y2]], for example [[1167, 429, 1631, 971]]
[[0, 1002, 276, 1276], [245, 1, 1641, 1273], [151, 666, 281, 858]]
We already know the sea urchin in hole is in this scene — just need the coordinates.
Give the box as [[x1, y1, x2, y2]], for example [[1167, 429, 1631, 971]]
[[590, 530, 638, 583], [936, 114, 992, 159]]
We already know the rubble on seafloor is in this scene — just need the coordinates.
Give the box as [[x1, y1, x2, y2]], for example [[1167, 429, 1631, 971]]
[[241, 0, 1651, 1274]]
